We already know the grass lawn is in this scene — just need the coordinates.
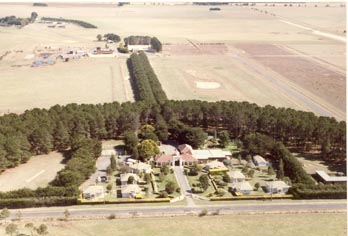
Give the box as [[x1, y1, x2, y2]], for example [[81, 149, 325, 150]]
[[153, 168, 180, 197], [186, 174, 216, 197], [10, 213, 347, 236]]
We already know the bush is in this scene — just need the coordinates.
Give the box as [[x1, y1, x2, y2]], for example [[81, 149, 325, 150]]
[[159, 191, 168, 198], [107, 214, 116, 220], [198, 209, 208, 217]]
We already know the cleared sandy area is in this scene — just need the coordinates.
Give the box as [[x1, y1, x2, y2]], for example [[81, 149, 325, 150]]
[[0, 152, 65, 191], [0, 3, 345, 119]]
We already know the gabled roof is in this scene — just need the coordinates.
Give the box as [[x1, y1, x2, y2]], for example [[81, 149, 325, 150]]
[[120, 173, 140, 183], [228, 171, 245, 179], [265, 181, 290, 189], [253, 155, 268, 163], [229, 181, 253, 191], [83, 185, 104, 194], [121, 184, 141, 193], [178, 144, 193, 155], [155, 154, 173, 163], [180, 154, 198, 162], [205, 160, 225, 169], [129, 162, 151, 171]]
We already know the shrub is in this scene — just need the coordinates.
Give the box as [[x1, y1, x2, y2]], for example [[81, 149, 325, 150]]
[[198, 209, 208, 217], [107, 214, 116, 220]]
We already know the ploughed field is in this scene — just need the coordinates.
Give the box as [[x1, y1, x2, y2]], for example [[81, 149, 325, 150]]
[[0, 3, 345, 120]]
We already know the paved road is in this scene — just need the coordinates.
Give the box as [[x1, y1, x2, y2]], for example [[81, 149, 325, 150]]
[[173, 166, 196, 206], [11, 201, 346, 219]]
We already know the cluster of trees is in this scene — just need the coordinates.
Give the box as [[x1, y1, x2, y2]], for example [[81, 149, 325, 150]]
[[124, 36, 151, 45], [150, 37, 162, 52], [97, 33, 120, 42], [33, 3, 48, 6], [41, 17, 97, 28], [0, 12, 38, 27], [127, 52, 167, 104], [52, 137, 101, 187], [124, 36, 162, 52]]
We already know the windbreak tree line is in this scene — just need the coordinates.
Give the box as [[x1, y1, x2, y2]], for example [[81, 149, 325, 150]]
[[127, 52, 167, 104], [0, 92, 346, 203]]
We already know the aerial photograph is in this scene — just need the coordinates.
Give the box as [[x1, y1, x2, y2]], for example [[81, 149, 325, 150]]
[[0, 0, 346, 235]]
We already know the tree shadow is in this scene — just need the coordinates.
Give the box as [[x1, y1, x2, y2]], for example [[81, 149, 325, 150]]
[[60, 150, 73, 164]]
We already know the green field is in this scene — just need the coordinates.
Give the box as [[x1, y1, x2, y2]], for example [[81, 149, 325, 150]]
[[5, 213, 346, 236]]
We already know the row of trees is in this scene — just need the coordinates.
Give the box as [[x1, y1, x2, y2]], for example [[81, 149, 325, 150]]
[[127, 52, 167, 104], [41, 17, 97, 28], [97, 33, 121, 42]]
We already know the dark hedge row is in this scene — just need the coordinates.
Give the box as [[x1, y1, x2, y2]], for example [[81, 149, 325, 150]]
[[290, 183, 347, 199], [0, 197, 77, 209]]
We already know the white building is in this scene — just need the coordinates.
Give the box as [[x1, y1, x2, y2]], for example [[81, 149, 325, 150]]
[[120, 173, 140, 185], [129, 162, 152, 174], [204, 160, 226, 170], [229, 182, 253, 195], [228, 171, 245, 183], [83, 185, 105, 199], [253, 155, 269, 167], [127, 44, 151, 52], [265, 181, 290, 194], [121, 184, 141, 198]]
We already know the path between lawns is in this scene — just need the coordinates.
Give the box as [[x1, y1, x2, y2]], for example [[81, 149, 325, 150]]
[[173, 166, 196, 206]]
